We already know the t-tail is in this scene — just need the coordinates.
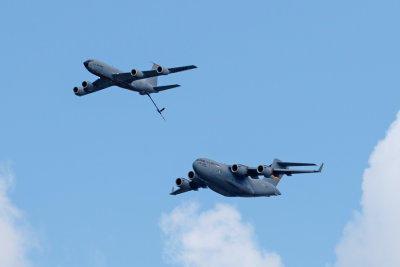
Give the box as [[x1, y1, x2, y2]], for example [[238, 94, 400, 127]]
[[150, 63, 181, 93], [263, 159, 323, 186]]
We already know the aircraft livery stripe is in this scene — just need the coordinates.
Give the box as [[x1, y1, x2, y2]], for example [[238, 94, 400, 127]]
[[272, 175, 280, 181]]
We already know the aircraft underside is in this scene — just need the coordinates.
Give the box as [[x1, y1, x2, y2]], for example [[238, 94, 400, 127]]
[[204, 177, 272, 197]]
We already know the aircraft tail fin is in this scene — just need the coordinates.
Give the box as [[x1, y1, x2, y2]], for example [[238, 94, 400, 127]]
[[146, 63, 159, 87], [263, 159, 285, 186]]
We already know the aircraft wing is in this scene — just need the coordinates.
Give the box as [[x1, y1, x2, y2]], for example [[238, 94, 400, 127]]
[[112, 65, 197, 84], [111, 73, 135, 84], [142, 65, 197, 77], [273, 164, 324, 176], [92, 78, 114, 90], [247, 167, 260, 177], [170, 187, 193, 195], [170, 177, 207, 195], [74, 78, 114, 96], [277, 162, 317, 167]]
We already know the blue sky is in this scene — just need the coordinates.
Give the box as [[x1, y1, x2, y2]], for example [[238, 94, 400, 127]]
[[1, 0, 399, 266]]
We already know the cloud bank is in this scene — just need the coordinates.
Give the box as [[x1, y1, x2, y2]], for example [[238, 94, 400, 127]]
[[160, 203, 284, 267], [0, 164, 33, 267], [334, 111, 400, 267]]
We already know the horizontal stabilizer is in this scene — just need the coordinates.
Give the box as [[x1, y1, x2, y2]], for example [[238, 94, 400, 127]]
[[168, 65, 197, 73], [154, 84, 180, 92]]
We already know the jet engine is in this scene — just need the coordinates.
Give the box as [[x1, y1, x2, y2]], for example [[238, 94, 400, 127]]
[[187, 171, 207, 188], [156, 65, 170, 75], [188, 171, 195, 180], [73, 86, 86, 96], [175, 178, 191, 189], [82, 81, 94, 92], [257, 165, 273, 177], [231, 164, 248, 176], [130, 69, 144, 78]]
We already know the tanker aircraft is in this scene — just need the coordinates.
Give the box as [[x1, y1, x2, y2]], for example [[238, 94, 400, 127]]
[[73, 59, 197, 119], [170, 158, 323, 197]]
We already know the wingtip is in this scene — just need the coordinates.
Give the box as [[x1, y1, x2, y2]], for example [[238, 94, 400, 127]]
[[318, 163, 324, 172]]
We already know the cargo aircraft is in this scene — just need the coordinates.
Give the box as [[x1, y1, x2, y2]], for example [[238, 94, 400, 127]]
[[171, 158, 323, 197]]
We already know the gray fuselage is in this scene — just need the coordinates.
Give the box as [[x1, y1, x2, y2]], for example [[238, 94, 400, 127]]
[[192, 158, 281, 197], [84, 59, 156, 94]]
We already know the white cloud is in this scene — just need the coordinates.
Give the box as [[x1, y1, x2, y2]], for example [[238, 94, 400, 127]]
[[160, 203, 284, 267], [334, 111, 400, 267], [0, 163, 33, 267], [160, 111, 400, 267]]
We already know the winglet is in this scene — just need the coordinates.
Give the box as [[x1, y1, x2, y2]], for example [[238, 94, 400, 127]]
[[317, 163, 324, 172]]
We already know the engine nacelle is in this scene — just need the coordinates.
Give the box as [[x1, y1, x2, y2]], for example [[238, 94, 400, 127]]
[[188, 171, 195, 180], [130, 69, 144, 78], [187, 171, 207, 188], [175, 178, 191, 189], [156, 65, 170, 75], [231, 164, 248, 176], [73, 86, 86, 96], [257, 165, 273, 177], [82, 81, 94, 92]]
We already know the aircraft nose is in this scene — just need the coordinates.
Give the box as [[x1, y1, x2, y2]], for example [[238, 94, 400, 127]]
[[192, 159, 200, 173], [192, 158, 207, 175], [83, 60, 90, 67]]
